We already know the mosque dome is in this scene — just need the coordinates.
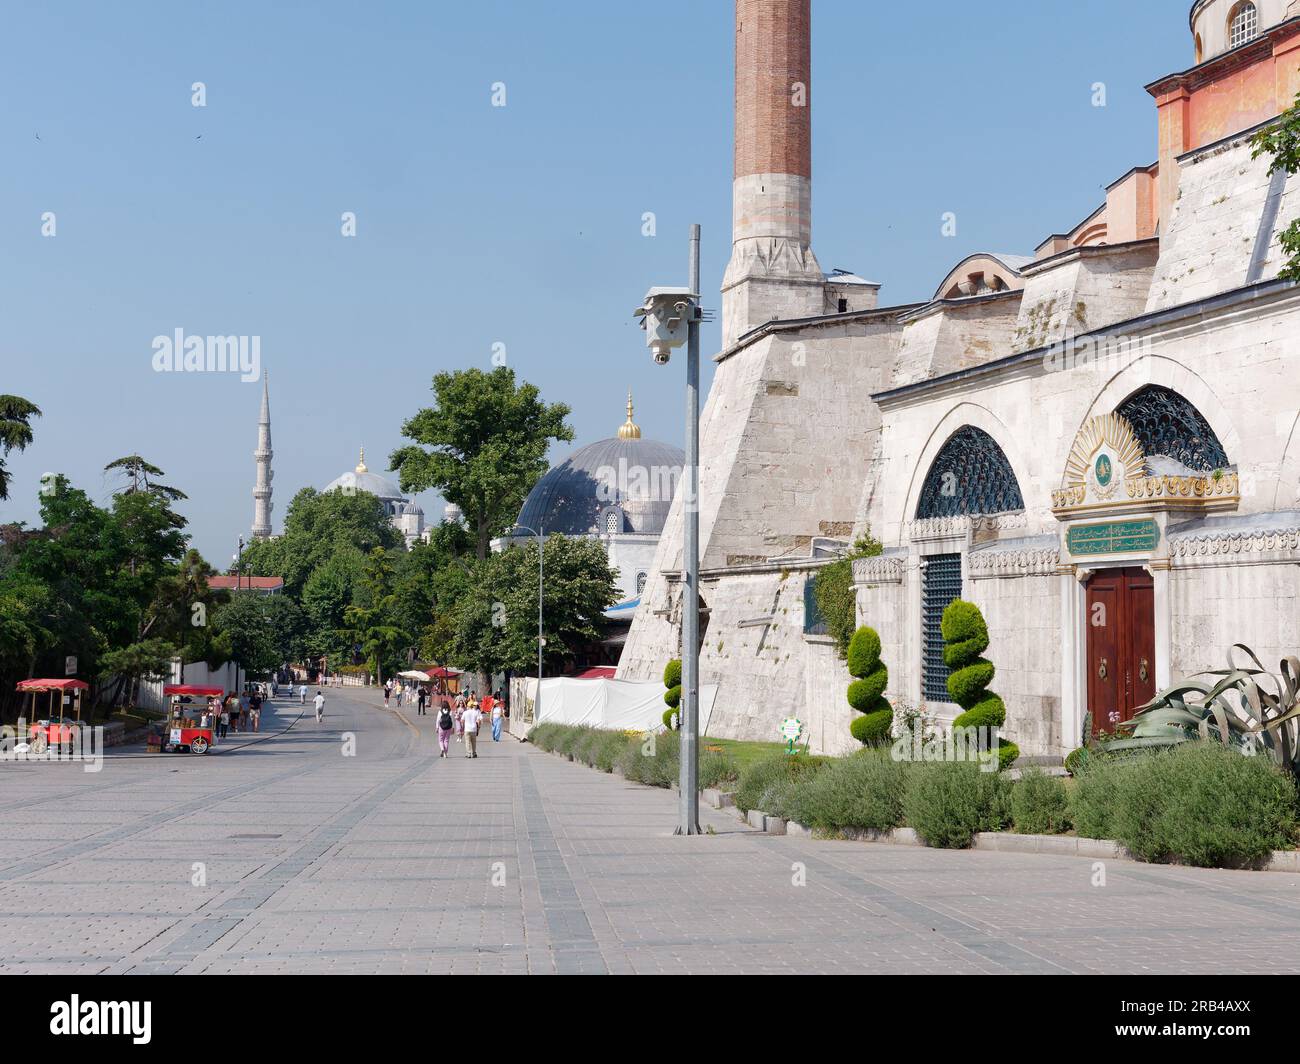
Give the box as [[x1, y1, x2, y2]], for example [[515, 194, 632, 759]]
[[323, 448, 406, 503], [515, 392, 684, 537]]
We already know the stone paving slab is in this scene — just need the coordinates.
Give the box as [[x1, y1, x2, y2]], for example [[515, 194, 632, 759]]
[[2, 687, 1299, 973]]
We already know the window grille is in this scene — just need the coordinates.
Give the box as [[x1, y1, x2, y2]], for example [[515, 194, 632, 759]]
[[922, 554, 962, 703]]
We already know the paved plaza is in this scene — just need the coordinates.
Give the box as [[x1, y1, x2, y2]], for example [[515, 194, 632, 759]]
[[1, 688, 1299, 974]]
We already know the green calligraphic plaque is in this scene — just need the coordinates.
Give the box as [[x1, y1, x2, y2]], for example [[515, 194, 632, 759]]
[[1067, 519, 1160, 556]]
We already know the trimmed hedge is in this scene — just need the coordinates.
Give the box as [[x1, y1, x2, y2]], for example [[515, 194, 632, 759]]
[[734, 753, 828, 815], [786, 749, 908, 833], [902, 760, 1011, 849], [527, 721, 738, 792], [1010, 768, 1072, 835], [1070, 742, 1298, 868]]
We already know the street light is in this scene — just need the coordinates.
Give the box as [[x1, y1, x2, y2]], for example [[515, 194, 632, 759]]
[[511, 523, 545, 726], [635, 224, 703, 836]]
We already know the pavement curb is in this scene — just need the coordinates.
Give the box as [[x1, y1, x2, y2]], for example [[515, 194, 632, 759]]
[[764, 817, 1300, 872]]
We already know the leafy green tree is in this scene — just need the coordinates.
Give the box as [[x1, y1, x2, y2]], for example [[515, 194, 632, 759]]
[[146, 550, 231, 669], [390, 367, 573, 560], [99, 638, 178, 710], [449, 535, 617, 676], [213, 593, 306, 676], [241, 487, 400, 596], [0, 395, 41, 501], [339, 548, 409, 683], [1252, 94, 1300, 282]]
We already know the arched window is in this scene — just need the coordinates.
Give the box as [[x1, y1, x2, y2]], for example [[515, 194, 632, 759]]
[[605, 509, 621, 534], [916, 427, 1025, 519], [1195, 33, 1204, 63], [636, 572, 648, 596], [1115, 386, 1230, 472], [1229, 2, 1258, 49]]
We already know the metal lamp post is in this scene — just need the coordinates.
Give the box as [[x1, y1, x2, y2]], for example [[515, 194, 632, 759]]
[[512, 524, 545, 725], [635, 224, 704, 836]]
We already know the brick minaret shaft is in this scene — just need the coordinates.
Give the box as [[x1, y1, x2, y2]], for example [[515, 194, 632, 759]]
[[251, 371, 273, 539], [722, 0, 824, 348]]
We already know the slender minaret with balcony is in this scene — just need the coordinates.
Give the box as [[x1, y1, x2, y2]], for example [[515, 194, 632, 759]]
[[251, 372, 274, 539], [721, 0, 824, 348]]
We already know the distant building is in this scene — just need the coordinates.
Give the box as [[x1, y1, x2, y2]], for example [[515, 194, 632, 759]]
[[208, 576, 284, 595], [323, 448, 427, 548], [496, 391, 684, 606]]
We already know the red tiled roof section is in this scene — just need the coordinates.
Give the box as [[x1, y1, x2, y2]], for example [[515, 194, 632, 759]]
[[207, 576, 284, 591]]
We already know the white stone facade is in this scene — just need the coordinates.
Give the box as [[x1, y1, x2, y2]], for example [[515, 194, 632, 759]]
[[617, 1, 1300, 761]]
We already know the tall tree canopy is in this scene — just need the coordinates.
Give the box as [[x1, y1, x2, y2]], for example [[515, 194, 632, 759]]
[[240, 487, 401, 597], [0, 395, 41, 501], [448, 534, 617, 677], [390, 367, 573, 560]]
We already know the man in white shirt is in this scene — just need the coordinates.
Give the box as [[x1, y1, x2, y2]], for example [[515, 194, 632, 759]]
[[461, 704, 483, 758], [313, 691, 325, 723]]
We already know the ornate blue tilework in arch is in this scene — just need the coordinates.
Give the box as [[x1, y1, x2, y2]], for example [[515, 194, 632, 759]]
[[916, 427, 1025, 520]]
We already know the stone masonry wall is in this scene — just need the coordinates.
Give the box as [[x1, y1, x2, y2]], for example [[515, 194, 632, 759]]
[[1147, 131, 1300, 313]]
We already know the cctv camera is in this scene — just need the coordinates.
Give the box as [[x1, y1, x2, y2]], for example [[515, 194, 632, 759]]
[[652, 350, 671, 366]]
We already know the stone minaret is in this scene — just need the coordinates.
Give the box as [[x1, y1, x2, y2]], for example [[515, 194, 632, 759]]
[[721, 0, 824, 348], [251, 372, 274, 539]]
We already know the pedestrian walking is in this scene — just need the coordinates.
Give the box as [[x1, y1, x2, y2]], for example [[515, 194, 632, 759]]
[[313, 691, 325, 723], [218, 705, 230, 739], [416, 687, 428, 716], [491, 697, 503, 742], [437, 704, 454, 757], [299, 683, 308, 704], [462, 702, 482, 758]]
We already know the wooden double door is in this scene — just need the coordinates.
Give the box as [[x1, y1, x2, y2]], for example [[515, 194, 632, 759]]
[[1085, 567, 1156, 737]]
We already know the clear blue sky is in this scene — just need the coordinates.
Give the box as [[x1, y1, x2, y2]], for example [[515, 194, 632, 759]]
[[0, 0, 1193, 566]]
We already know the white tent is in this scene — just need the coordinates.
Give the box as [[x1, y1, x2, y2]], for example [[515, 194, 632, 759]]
[[522, 677, 718, 734]]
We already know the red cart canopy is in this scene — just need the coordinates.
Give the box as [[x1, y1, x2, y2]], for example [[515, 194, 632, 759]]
[[163, 685, 225, 697], [15, 679, 89, 692]]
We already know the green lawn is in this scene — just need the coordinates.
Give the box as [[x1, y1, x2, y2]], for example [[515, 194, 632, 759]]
[[700, 737, 792, 772]]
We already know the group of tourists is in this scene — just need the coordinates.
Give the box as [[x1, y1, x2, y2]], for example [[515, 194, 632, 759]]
[[432, 691, 505, 759], [220, 687, 264, 737], [189, 686, 268, 742]]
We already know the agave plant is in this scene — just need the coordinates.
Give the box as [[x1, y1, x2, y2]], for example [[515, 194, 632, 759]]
[[1108, 645, 1300, 772]]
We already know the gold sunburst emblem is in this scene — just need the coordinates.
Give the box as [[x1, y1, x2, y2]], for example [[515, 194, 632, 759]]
[[1061, 413, 1146, 503]]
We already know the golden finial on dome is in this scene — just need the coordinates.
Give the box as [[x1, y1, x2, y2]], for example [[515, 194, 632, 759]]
[[618, 388, 641, 440], [355, 447, 368, 474]]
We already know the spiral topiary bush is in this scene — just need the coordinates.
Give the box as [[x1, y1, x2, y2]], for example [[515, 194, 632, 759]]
[[846, 626, 893, 745], [662, 707, 678, 730], [663, 658, 682, 715], [941, 599, 1018, 770]]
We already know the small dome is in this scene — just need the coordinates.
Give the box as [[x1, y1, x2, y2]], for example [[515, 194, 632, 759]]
[[324, 448, 405, 501], [516, 435, 685, 537]]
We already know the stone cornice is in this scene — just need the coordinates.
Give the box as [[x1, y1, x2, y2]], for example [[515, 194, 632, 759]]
[[969, 548, 1061, 579], [906, 512, 1028, 542], [852, 555, 905, 585], [1169, 525, 1300, 564]]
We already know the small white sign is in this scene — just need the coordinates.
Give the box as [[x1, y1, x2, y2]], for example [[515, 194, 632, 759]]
[[65, 656, 77, 676], [170, 729, 182, 744]]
